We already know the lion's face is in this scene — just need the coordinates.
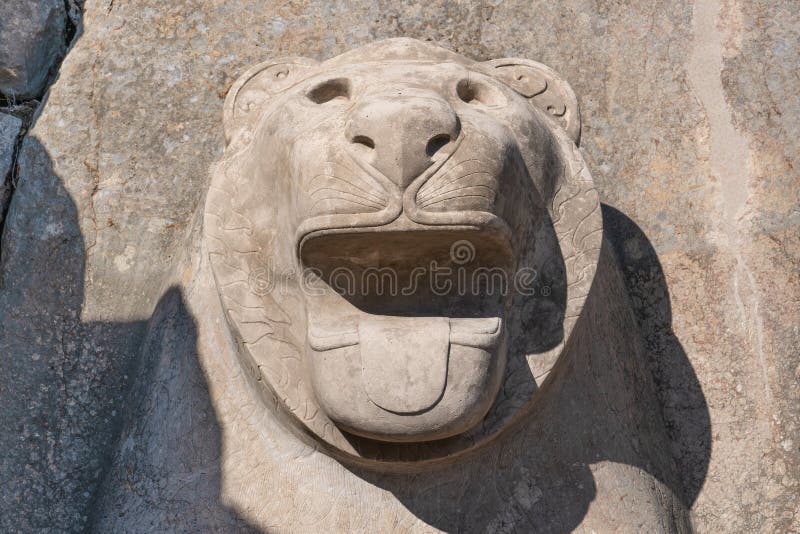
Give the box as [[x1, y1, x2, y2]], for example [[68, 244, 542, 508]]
[[206, 39, 601, 462]]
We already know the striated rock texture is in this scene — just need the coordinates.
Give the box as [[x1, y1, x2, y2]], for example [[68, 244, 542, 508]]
[[0, 0, 68, 100], [0, 113, 20, 207], [0, 0, 797, 532], [0, 113, 20, 176]]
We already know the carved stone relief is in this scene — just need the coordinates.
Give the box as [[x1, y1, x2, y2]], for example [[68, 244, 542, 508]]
[[203, 38, 602, 466], [5, 0, 798, 528]]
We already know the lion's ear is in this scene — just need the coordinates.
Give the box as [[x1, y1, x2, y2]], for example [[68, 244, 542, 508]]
[[223, 57, 318, 144], [483, 58, 581, 145]]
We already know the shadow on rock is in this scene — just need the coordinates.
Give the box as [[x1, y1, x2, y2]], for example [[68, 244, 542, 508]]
[[0, 137, 145, 530], [0, 137, 257, 531], [602, 203, 711, 506], [88, 286, 259, 532]]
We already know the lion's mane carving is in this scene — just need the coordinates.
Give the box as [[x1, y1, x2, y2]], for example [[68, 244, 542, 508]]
[[202, 38, 602, 467]]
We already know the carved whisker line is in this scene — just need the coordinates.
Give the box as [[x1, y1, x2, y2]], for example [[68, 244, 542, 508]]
[[234, 301, 289, 313], [306, 173, 388, 204], [419, 169, 492, 200], [206, 218, 253, 236], [207, 240, 262, 261], [314, 160, 388, 191], [433, 157, 485, 176], [326, 159, 361, 177], [418, 184, 497, 207], [209, 240, 261, 255], [418, 160, 489, 196], [310, 195, 385, 212], [418, 193, 495, 208], [308, 181, 387, 207], [241, 323, 299, 347], [228, 294, 293, 323], [240, 319, 278, 329], [307, 184, 383, 201], [417, 174, 495, 204], [219, 223, 253, 234], [308, 187, 386, 209]]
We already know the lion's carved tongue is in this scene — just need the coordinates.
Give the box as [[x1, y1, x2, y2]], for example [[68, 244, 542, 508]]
[[358, 316, 449, 414]]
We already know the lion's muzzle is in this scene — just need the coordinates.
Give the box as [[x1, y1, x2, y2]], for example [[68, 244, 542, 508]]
[[344, 88, 461, 189]]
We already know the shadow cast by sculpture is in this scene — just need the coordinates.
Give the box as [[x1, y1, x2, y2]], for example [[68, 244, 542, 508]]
[[601, 204, 711, 505], [0, 137, 146, 531], [89, 285, 261, 532], [0, 137, 257, 531]]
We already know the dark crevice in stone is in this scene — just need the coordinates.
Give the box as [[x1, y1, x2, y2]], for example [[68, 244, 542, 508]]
[[0, 119, 29, 280], [64, 0, 81, 42], [0, 94, 39, 109], [0, 101, 37, 276]]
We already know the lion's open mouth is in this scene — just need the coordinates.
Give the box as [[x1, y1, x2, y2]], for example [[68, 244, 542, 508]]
[[300, 227, 513, 416]]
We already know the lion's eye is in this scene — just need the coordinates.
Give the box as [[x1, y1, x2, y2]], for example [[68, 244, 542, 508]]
[[306, 78, 351, 104], [456, 79, 506, 107]]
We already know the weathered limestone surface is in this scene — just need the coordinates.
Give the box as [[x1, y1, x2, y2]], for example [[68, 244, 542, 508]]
[[0, 0, 68, 100], [0, 0, 797, 532]]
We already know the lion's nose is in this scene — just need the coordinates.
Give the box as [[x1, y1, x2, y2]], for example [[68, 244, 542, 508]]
[[345, 90, 460, 188]]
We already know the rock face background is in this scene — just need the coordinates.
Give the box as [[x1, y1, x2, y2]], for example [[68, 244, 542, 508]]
[[0, 0, 797, 532], [0, 0, 67, 100]]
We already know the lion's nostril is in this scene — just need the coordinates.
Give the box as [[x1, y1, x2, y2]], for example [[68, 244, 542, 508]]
[[351, 135, 376, 150], [426, 134, 451, 157]]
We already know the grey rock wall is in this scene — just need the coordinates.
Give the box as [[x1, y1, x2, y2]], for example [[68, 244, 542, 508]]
[[0, 0, 68, 100], [0, 112, 20, 199], [0, 112, 20, 261], [0, 0, 797, 532]]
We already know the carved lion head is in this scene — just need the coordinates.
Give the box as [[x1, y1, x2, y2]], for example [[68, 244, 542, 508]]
[[204, 38, 601, 466]]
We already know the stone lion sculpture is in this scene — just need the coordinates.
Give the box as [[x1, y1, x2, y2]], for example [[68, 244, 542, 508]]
[[205, 36, 599, 461], [94, 39, 691, 531]]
